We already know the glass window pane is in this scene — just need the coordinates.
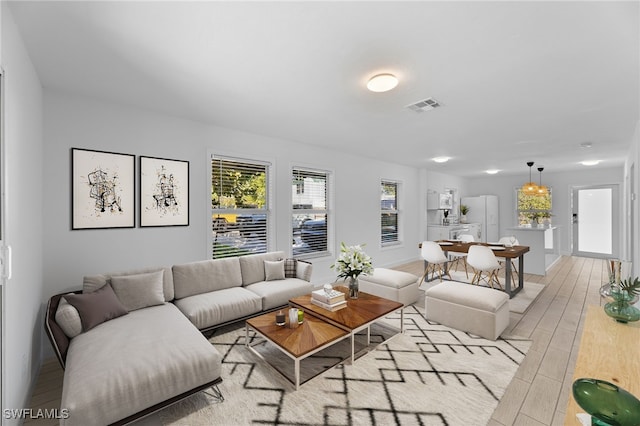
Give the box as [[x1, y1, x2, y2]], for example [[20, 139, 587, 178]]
[[381, 181, 399, 244], [292, 168, 329, 257], [211, 157, 269, 259], [578, 188, 612, 254]]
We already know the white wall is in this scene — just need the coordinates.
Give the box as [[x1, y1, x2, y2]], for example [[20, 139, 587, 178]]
[[624, 120, 639, 276], [1, 5, 44, 422], [42, 90, 422, 350], [466, 167, 624, 255]]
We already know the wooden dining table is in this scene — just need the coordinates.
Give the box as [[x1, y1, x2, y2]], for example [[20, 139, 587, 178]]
[[421, 241, 530, 298]]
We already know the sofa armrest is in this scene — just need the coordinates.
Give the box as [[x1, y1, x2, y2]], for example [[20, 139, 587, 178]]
[[44, 291, 81, 369], [296, 259, 313, 282]]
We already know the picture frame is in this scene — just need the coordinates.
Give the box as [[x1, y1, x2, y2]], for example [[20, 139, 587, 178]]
[[71, 148, 135, 230], [140, 156, 189, 227]]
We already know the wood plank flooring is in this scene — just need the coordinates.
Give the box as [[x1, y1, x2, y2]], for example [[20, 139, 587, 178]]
[[25, 255, 606, 425]]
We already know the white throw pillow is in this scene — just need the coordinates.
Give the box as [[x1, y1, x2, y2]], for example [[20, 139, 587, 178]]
[[264, 260, 285, 281], [110, 270, 165, 311], [55, 296, 83, 338]]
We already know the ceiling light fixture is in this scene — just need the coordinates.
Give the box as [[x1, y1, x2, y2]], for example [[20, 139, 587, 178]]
[[432, 156, 450, 163], [521, 161, 539, 196], [486, 169, 500, 175], [366, 73, 398, 92], [580, 142, 593, 149], [536, 166, 548, 196], [580, 160, 601, 166]]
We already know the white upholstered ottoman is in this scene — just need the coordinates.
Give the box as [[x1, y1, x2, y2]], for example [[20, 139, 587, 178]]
[[425, 281, 509, 340], [358, 268, 420, 306]]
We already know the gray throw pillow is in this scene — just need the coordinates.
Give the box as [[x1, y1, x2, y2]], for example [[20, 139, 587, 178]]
[[110, 270, 165, 312], [64, 284, 128, 332], [264, 259, 285, 281], [55, 296, 83, 338]]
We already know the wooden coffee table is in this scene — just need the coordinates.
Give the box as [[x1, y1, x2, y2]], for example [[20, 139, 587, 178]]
[[289, 286, 404, 364], [245, 311, 349, 390]]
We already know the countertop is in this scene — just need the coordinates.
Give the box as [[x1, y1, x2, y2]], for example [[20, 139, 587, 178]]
[[506, 225, 558, 231], [427, 223, 479, 228]]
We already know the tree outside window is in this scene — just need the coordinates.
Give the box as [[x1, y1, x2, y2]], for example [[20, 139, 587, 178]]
[[517, 189, 552, 225]]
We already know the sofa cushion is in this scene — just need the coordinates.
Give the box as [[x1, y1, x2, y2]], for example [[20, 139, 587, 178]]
[[284, 258, 297, 278], [172, 257, 243, 299], [264, 259, 285, 281], [84, 266, 175, 302], [64, 284, 128, 332], [110, 270, 165, 312], [60, 303, 222, 426], [173, 287, 262, 329], [245, 278, 313, 310], [239, 251, 285, 286], [55, 297, 82, 338]]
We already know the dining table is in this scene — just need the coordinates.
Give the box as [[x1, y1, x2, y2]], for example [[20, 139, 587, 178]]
[[420, 241, 530, 298]]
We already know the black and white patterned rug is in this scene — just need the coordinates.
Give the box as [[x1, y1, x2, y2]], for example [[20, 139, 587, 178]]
[[140, 306, 530, 426]]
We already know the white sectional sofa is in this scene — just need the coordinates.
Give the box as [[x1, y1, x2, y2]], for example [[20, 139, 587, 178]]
[[45, 251, 313, 426]]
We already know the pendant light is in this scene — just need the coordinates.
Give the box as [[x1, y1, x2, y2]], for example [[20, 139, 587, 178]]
[[521, 161, 539, 196], [536, 166, 548, 196]]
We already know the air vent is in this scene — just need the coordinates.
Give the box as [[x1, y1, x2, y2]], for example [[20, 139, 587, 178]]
[[406, 97, 442, 113]]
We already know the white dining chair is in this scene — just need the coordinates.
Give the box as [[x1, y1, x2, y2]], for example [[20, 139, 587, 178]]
[[498, 236, 520, 287], [419, 241, 451, 284], [466, 245, 503, 289], [448, 234, 474, 278]]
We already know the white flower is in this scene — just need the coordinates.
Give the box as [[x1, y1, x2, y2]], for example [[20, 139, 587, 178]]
[[331, 242, 373, 279]]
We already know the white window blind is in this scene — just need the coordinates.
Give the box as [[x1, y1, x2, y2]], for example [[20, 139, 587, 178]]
[[211, 156, 270, 259], [292, 168, 329, 257], [381, 180, 399, 245]]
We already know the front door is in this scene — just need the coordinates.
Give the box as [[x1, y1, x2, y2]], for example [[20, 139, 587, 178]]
[[571, 184, 620, 258]]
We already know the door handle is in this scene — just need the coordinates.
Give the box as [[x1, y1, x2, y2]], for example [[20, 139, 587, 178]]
[[572, 213, 578, 224]]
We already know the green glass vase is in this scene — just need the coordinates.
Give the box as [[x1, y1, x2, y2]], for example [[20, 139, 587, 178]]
[[573, 378, 640, 426], [604, 288, 640, 323]]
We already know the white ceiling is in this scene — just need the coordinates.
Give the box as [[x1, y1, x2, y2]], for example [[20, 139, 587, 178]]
[[8, 1, 640, 177]]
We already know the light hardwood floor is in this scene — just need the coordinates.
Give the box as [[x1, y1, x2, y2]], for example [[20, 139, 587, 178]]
[[25, 255, 605, 425]]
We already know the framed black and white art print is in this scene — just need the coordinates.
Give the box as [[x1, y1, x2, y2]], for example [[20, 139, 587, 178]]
[[71, 148, 135, 230], [140, 156, 189, 227]]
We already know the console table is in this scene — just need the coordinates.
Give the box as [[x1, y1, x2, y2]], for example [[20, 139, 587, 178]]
[[564, 305, 640, 424]]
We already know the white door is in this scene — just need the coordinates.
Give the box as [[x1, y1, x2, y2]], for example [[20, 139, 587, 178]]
[[571, 185, 620, 258]]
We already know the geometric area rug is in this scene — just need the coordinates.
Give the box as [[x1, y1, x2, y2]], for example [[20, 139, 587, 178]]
[[138, 305, 531, 426]]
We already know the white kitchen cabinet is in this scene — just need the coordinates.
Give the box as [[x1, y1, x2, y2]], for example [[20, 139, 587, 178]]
[[427, 225, 450, 241]]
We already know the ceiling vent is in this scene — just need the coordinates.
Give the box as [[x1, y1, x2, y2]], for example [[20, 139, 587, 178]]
[[406, 97, 441, 113]]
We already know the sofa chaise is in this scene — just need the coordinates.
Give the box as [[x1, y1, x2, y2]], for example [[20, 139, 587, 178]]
[[45, 251, 313, 425]]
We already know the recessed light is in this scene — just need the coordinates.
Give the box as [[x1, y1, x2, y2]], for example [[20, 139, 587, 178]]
[[432, 156, 450, 163], [366, 73, 398, 92], [580, 142, 593, 149], [485, 169, 500, 175], [580, 160, 601, 166]]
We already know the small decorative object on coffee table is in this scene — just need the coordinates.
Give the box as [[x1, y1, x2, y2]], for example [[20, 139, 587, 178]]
[[331, 242, 373, 299], [275, 310, 285, 326]]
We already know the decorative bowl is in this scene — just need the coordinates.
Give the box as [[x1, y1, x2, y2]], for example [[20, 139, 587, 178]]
[[572, 378, 640, 425]]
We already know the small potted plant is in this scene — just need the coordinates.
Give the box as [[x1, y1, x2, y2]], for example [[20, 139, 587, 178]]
[[460, 205, 469, 223]]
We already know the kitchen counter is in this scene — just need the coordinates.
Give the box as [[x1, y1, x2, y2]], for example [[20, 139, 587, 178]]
[[506, 226, 560, 275]]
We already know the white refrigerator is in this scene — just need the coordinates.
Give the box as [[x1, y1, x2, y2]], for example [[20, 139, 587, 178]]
[[460, 195, 499, 242]]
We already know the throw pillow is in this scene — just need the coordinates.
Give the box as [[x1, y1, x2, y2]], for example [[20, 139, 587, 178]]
[[284, 258, 297, 278], [55, 296, 83, 338], [264, 259, 285, 281], [297, 259, 313, 281], [110, 270, 165, 312], [64, 284, 128, 332]]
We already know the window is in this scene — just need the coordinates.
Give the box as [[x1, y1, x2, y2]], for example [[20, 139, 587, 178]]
[[211, 156, 270, 259], [292, 167, 330, 258], [516, 188, 552, 226], [381, 180, 400, 245]]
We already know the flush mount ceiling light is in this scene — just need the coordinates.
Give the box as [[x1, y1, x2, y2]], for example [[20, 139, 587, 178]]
[[432, 156, 450, 163], [580, 142, 593, 149], [485, 169, 500, 175], [581, 160, 601, 166], [366, 73, 398, 92]]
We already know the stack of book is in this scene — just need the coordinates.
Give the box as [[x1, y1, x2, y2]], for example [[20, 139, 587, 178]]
[[310, 288, 347, 311]]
